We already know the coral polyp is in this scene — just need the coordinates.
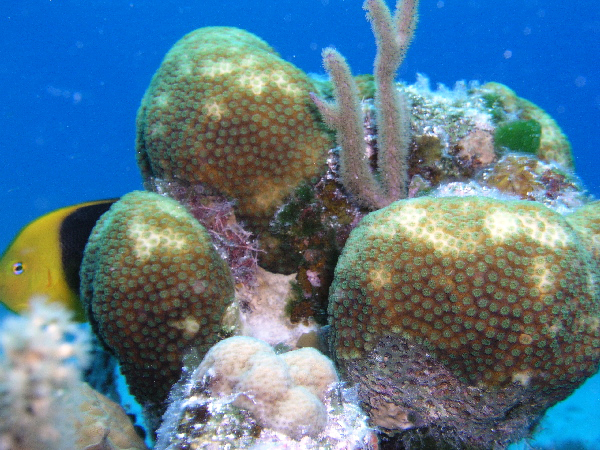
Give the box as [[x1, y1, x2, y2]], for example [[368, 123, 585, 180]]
[[136, 27, 332, 231], [80, 191, 235, 414], [328, 195, 600, 446]]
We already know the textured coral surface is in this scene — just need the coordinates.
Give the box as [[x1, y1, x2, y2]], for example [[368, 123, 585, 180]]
[[331, 196, 600, 387], [328, 195, 600, 444], [567, 201, 600, 261], [73, 382, 148, 450], [136, 27, 332, 230], [156, 336, 377, 449], [80, 191, 235, 410], [195, 336, 336, 439]]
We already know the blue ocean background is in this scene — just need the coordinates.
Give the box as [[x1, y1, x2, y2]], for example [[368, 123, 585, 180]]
[[0, 1, 598, 448]]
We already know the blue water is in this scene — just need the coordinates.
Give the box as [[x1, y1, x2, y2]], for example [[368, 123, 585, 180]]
[[0, 1, 599, 447], [1, 0, 599, 252]]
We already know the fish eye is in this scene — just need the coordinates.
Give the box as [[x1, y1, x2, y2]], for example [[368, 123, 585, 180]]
[[12, 262, 24, 275]]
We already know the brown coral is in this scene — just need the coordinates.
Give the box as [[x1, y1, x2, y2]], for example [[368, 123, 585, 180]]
[[136, 27, 332, 231], [80, 191, 235, 414], [329, 195, 600, 446]]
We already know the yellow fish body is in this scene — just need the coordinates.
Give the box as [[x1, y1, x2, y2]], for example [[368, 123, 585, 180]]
[[0, 199, 117, 321]]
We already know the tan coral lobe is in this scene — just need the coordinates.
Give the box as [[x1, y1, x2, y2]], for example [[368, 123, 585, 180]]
[[193, 336, 337, 440], [331, 196, 600, 386]]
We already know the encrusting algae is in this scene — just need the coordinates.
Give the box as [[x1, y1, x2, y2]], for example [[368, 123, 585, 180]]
[[1, 0, 599, 449]]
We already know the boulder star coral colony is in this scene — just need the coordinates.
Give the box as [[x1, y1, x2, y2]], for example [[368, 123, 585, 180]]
[[2, 0, 600, 448]]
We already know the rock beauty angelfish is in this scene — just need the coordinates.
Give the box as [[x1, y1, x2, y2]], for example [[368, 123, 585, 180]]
[[0, 199, 117, 321]]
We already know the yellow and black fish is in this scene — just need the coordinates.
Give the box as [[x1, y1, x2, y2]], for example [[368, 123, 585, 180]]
[[0, 199, 117, 321]]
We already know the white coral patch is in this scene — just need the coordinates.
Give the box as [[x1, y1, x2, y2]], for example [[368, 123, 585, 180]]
[[372, 204, 426, 238], [200, 60, 235, 78], [375, 203, 465, 253], [484, 209, 521, 241], [177, 54, 194, 76], [521, 211, 572, 247], [269, 70, 302, 97], [485, 208, 571, 248], [169, 317, 201, 340], [237, 73, 267, 96], [269, 70, 288, 88], [511, 370, 532, 386], [368, 267, 392, 290], [531, 256, 555, 294], [153, 91, 172, 110], [148, 121, 168, 138], [239, 55, 259, 68], [203, 100, 227, 120], [128, 222, 186, 260]]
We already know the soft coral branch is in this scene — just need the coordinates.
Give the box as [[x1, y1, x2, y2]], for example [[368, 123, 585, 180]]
[[312, 0, 419, 209]]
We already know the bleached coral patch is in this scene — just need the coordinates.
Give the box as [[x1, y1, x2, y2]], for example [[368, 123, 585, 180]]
[[0, 297, 90, 450]]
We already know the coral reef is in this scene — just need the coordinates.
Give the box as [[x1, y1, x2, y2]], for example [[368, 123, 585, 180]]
[[328, 195, 600, 447], [155, 336, 375, 449], [4, 0, 599, 448], [136, 26, 332, 231], [80, 191, 235, 414], [0, 299, 146, 450]]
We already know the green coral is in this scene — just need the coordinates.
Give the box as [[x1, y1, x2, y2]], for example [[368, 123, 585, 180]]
[[329, 195, 600, 446], [80, 191, 235, 414]]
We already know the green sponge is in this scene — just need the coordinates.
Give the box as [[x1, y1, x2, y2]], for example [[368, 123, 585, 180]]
[[494, 119, 542, 154]]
